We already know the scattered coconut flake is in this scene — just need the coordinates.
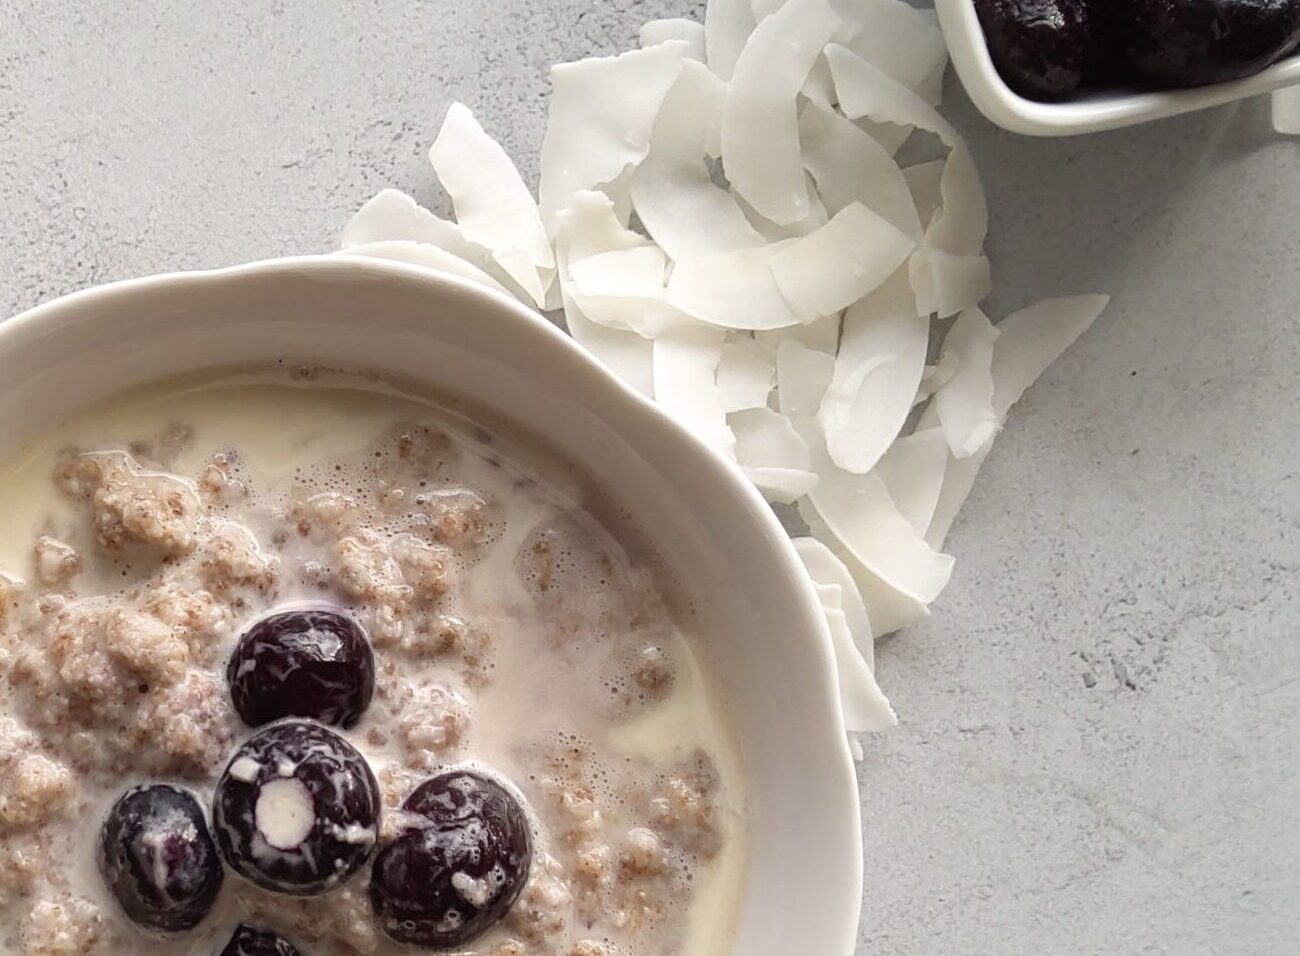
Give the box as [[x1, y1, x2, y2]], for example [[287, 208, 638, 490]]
[[825, 43, 961, 145], [803, 55, 836, 109], [338, 241, 512, 297], [934, 306, 999, 458], [722, 0, 842, 225], [539, 42, 688, 232], [750, 0, 788, 20], [924, 443, 986, 551], [734, 172, 831, 241], [799, 501, 931, 635], [653, 325, 736, 456], [903, 160, 946, 229], [666, 242, 803, 330], [924, 145, 989, 259], [793, 536, 875, 667], [640, 18, 706, 61], [704, 0, 757, 80], [823, 604, 897, 731], [817, 271, 928, 474], [630, 61, 764, 260], [731, 407, 816, 500], [910, 245, 992, 319], [913, 352, 958, 406], [716, 337, 776, 412], [873, 427, 948, 536], [553, 191, 655, 395], [831, 0, 948, 105], [755, 312, 842, 356], [992, 295, 1109, 416], [799, 101, 922, 239], [776, 339, 837, 445], [430, 103, 555, 306], [1273, 84, 1300, 135], [568, 247, 692, 338], [770, 202, 915, 322]]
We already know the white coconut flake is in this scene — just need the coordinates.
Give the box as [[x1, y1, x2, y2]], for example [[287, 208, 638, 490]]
[[568, 247, 692, 338], [874, 426, 948, 536], [704, 0, 757, 80], [430, 103, 555, 306], [653, 325, 735, 456], [826, 43, 960, 144], [793, 536, 874, 666], [755, 311, 842, 356], [539, 42, 688, 232], [339, 241, 514, 297], [992, 295, 1109, 416], [640, 18, 706, 60], [824, 604, 897, 731], [903, 159, 946, 229], [831, 0, 948, 104], [935, 306, 1000, 458], [914, 352, 958, 406], [924, 443, 987, 551], [925, 145, 989, 258], [731, 406, 818, 501], [630, 61, 764, 260], [722, 0, 842, 225], [770, 202, 915, 322], [803, 55, 836, 109], [799, 101, 922, 239], [910, 245, 992, 318], [666, 242, 804, 330], [716, 336, 776, 412], [734, 172, 831, 241], [776, 339, 837, 446], [1272, 84, 1300, 134], [817, 270, 928, 474], [553, 191, 655, 395]]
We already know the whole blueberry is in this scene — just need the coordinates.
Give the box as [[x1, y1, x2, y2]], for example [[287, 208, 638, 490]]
[[370, 770, 532, 947], [212, 721, 380, 896], [227, 607, 374, 729], [98, 784, 223, 932], [220, 924, 304, 956]]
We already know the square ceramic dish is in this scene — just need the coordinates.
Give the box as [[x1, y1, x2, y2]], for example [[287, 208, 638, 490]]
[[934, 0, 1300, 136]]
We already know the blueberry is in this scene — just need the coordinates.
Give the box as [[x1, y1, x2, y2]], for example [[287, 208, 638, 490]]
[[212, 721, 380, 896], [370, 770, 532, 947], [1124, 0, 1300, 87], [220, 924, 304, 956], [975, 0, 1093, 100], [228, 607, 374, 729], [97, 784, 223, 932]]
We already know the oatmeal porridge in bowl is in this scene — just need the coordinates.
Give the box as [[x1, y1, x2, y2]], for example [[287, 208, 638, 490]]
[[0, 258, 863, 956]]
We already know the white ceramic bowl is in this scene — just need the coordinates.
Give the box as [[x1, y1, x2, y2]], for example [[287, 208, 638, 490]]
[[0, 256, 863, 956], [936, 0, 1300, 136]]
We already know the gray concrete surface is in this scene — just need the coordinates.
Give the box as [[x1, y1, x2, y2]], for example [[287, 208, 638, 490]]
[[1, 2, 1296, 954]]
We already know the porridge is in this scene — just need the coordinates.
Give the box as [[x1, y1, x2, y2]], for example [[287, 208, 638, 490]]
[[0, 370, 746, 956]]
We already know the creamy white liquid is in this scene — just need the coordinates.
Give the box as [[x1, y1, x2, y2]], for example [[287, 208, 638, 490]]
[[0, 370, 747, 956]]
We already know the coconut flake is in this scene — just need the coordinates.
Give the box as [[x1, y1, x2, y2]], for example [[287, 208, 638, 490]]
[[910, 245, 992, 318], [770, 202, 915, 322], [1273, 84, 1300, 134], [630, 61, 765, 260], [553, 191, 655, 395], [831, 0, 948, 104], [730, 407, 818, 502], [934, 306, 999, 458], [924, 443, 986, 551], [716, 336, 776, 412], [430, 103, 555, 306], [722, 0, 842, 225], [799, 101, 922, 239], [653, 325, 735, 456], [903, 160, 945, 229], [338, 241, 512, 297], [776, 339, 837, 445], [539, 42, 688, 232], [734, 173, 831, 242], [755, 312, 842, 356], [704, 0, 757, 80], [823, 605, 896, 731], [793, 537, 874, 666], [992, 295, 1109, 416], [640, 18, 706, 60], [666, 242, 804, 330], [914, 352, 958, 406], [874, 426, 948, 535], [817, 270, 928, 474]]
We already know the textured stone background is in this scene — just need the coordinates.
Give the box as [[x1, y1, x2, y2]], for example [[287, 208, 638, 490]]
[[1, 2, 1296, 954]]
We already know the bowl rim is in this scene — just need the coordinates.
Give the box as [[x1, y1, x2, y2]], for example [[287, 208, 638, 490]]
[[0, 254, 866, 955], [934, 0, 1300, 136]]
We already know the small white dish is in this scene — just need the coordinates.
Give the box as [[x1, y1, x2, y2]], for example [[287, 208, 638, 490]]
[[935, 0, 1300, 136], [0, 256, 864, 956]]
